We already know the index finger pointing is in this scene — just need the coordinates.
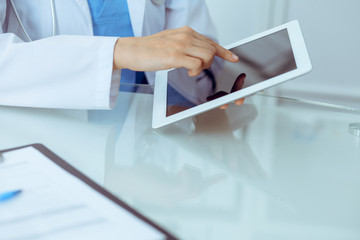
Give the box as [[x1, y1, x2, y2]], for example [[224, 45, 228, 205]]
[[190, 30, 239, 63], [214, 43, 239, 63]]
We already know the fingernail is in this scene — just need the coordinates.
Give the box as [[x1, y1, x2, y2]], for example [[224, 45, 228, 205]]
[[235, 99, 244, 105], [220, 105, 228, 110], [232, 53, 239, 61]]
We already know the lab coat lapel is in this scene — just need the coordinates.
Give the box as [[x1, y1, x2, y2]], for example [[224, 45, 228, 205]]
[[127, 0, 146, 37], [74, 0, 94, 35]]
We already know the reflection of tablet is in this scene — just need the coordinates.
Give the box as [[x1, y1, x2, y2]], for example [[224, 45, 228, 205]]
[[153, 20, 312, 128]]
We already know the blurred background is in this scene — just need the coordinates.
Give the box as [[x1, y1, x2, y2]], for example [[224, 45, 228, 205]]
[[205, 0, 360, 108]]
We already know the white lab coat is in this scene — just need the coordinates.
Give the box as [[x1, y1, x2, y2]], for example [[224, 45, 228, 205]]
[[0, 0, 218, 109]]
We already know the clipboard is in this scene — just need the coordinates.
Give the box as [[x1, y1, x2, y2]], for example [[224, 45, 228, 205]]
[[0, 144, 177, 240]]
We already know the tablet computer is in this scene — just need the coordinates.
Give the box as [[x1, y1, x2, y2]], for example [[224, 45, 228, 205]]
[[152, 20, 312, 129]]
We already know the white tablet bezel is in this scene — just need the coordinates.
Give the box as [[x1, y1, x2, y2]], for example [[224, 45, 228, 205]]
[[152, 20, 312, 129]]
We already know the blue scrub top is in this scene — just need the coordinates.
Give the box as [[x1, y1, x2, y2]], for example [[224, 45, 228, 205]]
[[87, 0, 144, 85], [87, 0, 193, 106]]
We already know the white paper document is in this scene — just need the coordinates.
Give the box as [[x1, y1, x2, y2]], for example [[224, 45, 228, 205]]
[[0, 146, 170, 240]]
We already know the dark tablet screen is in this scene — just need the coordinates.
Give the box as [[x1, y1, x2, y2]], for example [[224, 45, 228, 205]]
[[166, 29, 297, 117]]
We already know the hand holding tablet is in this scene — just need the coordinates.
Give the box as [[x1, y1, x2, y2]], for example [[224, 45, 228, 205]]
[[207, 73, 247, 109], [153, 20, 312, 128]]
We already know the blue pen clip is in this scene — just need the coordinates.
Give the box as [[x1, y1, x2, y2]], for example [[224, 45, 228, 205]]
[[0, 190, 22, 203]]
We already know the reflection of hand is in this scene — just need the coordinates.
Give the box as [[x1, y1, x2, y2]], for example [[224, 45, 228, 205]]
[[113, 26, 239, 77], [105, 162, 227, 206], [207, 73, 246, 109]]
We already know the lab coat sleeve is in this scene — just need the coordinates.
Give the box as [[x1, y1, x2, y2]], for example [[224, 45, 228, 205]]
[[0, 33, 120, 109]]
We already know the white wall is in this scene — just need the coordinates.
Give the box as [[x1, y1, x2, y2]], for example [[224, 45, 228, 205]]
[[205, 0, 271, 45], [206, 0, 360, 108], [279, 0, 360, 108]]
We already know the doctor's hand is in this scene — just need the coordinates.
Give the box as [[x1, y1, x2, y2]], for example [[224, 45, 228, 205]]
[[113, 26, 239, 77]]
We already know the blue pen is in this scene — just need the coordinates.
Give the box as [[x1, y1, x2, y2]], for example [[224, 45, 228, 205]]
[[0, 190, 22, 203]]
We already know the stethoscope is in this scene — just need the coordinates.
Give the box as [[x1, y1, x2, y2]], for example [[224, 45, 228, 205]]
[[9, 0, 166, 42], [9, 0, 56, 42]]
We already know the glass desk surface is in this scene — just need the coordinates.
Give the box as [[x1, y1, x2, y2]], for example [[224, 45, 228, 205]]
[[1, 89, 360, 240]]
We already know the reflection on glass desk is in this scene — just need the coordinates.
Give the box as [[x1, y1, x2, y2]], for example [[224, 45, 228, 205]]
[[0, 87, 359, 240]]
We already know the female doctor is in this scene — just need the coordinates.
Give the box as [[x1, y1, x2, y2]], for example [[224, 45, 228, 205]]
[[0, 0, 239, 109]]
